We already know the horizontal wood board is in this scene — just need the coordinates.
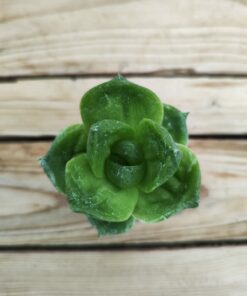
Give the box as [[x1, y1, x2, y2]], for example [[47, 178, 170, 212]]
[[0, 247, 247, 295], [0, 139, 246, 246], [1, 77, 247, 136], [1, 0, 247, 76]]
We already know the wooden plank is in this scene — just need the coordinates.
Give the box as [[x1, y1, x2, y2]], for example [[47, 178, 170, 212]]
[[1, 77, 247, 136], [0, 247, 247, 295], [1, 0, 247, 76], [0, 140, 246, 246]]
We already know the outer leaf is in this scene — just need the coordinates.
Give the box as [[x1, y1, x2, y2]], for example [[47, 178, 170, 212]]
[[65, 154, 138, 222], [164, 144, 201, 209], [80, 75, 164, 130], [40, 124, 86, 194], [87, 119, 133, 178], [137, 118, 181, 193], [162, 104, 188, 145], [133, 187, 174, 223], [87, 215, 135, 236], [133, 144, 201, 222]]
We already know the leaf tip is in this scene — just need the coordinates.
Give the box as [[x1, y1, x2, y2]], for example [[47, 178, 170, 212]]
[[38, 156, 45, 168], [114, 73, 127, 81], [183, 112, 189, 118]]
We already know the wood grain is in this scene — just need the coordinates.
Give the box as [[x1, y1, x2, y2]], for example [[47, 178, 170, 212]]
[[1, 77, 247, 136], [0, 140, 246, 246], [0, 247, 247, 295], [1, 0, 247, 76]]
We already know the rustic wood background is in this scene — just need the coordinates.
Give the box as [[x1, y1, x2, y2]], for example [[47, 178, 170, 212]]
[[0, 0, 247, 295]]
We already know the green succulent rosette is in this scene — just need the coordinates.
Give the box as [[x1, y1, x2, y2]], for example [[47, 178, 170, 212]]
[[40, 76, 201, 235]]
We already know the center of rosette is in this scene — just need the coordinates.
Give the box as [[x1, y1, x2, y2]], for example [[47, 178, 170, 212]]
[[105, 140, 145, 188], [111, 140, 143, 165]]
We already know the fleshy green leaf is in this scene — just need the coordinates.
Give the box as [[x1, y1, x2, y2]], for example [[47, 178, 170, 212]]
[[133, 187, 174, 223], [87, 215, 135, 236], [87, 119, 133, 178], [80, 75, 164, 130], [133, 144, 201, 222], [163, 144, 201, 209], [65, 154, 138, 222], [40, 124, 87, 194], [105, 158, 145, 189], [137, 118, 181, 193], [162, 104, 188, 145]]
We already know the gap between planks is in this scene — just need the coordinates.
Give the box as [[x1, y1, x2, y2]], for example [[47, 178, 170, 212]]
[[0, 135, 247, 143], [1, 240, 247, 252], [2, 72, 247, 83]]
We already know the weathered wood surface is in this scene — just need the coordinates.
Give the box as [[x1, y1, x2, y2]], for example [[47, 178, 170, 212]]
[[1, 77, 247, 136], [1, 0, 247, 76], [0, 140, 246, 246], [1, 247, 247, 295]]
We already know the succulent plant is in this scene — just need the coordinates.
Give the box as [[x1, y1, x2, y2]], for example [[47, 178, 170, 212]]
[[40, 75, 201, 235]]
